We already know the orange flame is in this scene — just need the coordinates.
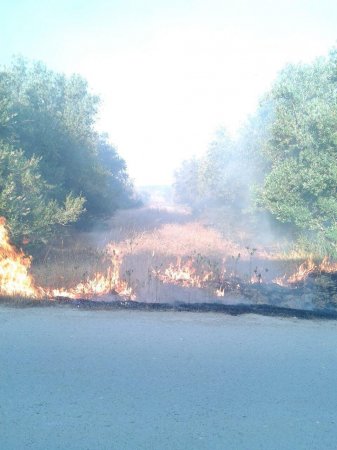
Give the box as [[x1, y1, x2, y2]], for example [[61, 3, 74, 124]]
[[0, 218, 41, 297], [152, 256, 228, 296], [274, 256, 337, 286], [155, 257, 214, 288], [0, 218, 134, 300], [287, 258, 317, 284], [48, 268, 134, 300]]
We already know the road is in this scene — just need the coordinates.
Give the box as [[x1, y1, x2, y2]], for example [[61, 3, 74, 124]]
[[1, 306, 337, 449]]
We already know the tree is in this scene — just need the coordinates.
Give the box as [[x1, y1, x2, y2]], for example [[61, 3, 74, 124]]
[[174, 129, 254, 212], [0, 141, 85, 244], [174, 157, 202, 210], [0, 58, 100, 201], [0, 57, 137, 239], [258, 51, 337, 254], [199, 129, 249, 207]]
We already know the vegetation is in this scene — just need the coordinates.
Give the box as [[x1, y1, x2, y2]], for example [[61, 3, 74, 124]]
[[0, 57, 137, 244], [0, 141, 84, 242], [259, 52, 337, 255], [174, 48, 337, 257]]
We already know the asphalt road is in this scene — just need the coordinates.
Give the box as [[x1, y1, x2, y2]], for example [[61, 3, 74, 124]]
[[1, 306, 337, 449]]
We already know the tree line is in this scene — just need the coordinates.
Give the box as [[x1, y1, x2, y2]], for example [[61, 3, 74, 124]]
[[174, 48, 337, 256], [0, 57, 138, 246]]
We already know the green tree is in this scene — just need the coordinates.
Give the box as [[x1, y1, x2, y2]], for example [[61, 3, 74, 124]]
[[0, 58, 100, 201], [0, 57, 137, 237], [258, 51, 337, 254], [0, 141, 85, 244]]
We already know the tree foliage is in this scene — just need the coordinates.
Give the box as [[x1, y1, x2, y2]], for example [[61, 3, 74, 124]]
[[0, 141, 85, 242], [0, 57, 136, 242], [174, 48, 337, 255], [258, 51, 337, 252], [174, 129, 253, 212]]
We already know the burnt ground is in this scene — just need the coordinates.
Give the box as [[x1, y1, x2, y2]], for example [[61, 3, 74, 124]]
[[1, 288, 337, 320]]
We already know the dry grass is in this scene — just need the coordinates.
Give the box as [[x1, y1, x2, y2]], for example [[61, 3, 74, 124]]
[[123, 222, 241, 258], [31, 238, 111, 289], [30, 206, 304, 301]]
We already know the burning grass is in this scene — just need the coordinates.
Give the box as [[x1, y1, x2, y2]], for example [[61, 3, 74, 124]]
[[2, 207, 337, 308], [0, 217, 39, 298], [0, 218, 134, 300]]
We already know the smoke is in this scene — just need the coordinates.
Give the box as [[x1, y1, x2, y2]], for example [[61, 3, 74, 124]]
[[172, 119, 287, 251]]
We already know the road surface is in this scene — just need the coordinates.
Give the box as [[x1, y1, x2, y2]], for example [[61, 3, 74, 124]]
[[1, 306, 337, 449]]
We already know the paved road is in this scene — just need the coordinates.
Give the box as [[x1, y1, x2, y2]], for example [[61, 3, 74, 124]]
[[1, 306, 337, 449]]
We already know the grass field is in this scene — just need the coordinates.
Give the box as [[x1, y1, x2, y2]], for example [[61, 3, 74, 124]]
[[29, 206, 305, 303]]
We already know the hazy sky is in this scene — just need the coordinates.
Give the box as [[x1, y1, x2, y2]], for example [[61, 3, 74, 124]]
[[1, 0, 337, 185]]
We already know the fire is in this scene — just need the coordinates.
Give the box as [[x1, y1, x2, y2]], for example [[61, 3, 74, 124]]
[[318, 256, 337, 273], [154, 256, 214, 288], [215, 288, 225, 297], [7, 208, 337, 303], [48, 268, 133, 300], [286, 258, 317, 284], [0, 218, 134, 300], [274, 256, 337, 286], [49, 251, 134, 300], [0, 218, 41, 297], [153, 256, 228, 296]]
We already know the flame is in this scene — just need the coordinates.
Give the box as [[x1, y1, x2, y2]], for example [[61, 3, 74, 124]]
[[48, 267, 134, 300], [286, 258, 317, 284], [48, 247, 134, 299], [152, 256, 229, 297], [250, 272, 262, 284], [215, 288, 225, 297], [9, 210, 337, 302], [0, 218, 134, 300], [274, 256, 337, 286], [0, 218, 41, 297], [318, 256, 337, 273], [154, 257, 214, 289]]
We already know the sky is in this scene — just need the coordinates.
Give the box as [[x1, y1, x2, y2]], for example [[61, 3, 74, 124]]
[[1, 0, 337, 185]]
